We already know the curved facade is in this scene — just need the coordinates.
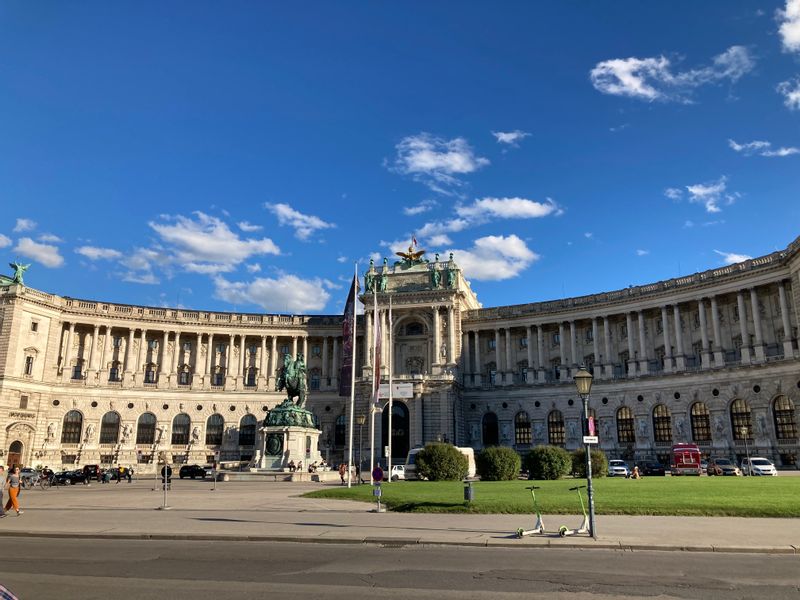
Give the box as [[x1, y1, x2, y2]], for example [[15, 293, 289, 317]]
[[1, 235, 799, 472]]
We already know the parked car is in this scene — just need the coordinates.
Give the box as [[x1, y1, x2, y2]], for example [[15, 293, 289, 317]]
[[83, 464, 102, 481], [19, 467, 38, 484], [55, 469, 86, 485], [179, 464, 208, 479], [740, 457, 778, 476], [707, 458, 741, 476], [389, 465, 405, 481], [608, 460, 631, 477], [641, 462, 666, 476]]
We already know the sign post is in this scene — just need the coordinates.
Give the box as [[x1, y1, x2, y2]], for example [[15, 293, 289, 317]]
[[371, 466, 385, 513]]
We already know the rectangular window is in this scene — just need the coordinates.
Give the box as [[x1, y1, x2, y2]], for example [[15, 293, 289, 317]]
[[217, 343, 226, 353], [183, 342, 192, 352], [585, 328, 593, 342], [109, 367, 120, 382], [113, 336, 122, 348], [72, 365, 83, 380], [24, 356, 34, 376], [281, 345, 290, 355], [148, 339, 158, 349], [520, 337, 528, 348], [249, 344, 258, 355], [100, 454, 115, 465], [620, 325, 628, 339], [30, 321, 39, 332], [62, 454, 77, 465], [488, 339, 496, 350], [312, 345, 321, 357], [19, 395, 28, 409], [552, 333, 560, 345]]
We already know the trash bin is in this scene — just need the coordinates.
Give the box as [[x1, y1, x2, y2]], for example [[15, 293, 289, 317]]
[[464, 481, 474, 503]]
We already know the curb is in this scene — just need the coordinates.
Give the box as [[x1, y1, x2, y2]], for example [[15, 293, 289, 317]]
[[0, 530, 796, 555]]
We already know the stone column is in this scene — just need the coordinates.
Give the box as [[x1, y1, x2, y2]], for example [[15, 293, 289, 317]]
[[433, 308, 442, 368], [137, 329, 148, 378], [292, 335, 298, 358], [270, 336, 278, 387], [558, 323, 566, 377], [62, 322, 75, 376], [637, 311, 648, 374], [602, 316, 613, 378], [778, 281, 794, 357], [504, 327, 513, 384], [493, 328, 501, 382], [536, 325, 546, 381], [259, 335, 267, 389], [673, 305, 685, 371], [526, 326, 534, 383], [364, 312, 372, 367], [226, 334, 234, 382], [626, 313, 636, 375], [101, 325, 112, 378], [591, 318, 600, 378], [569, 321, 577, 373], [159, 330, 170, 385], [205, 333, 214, 377], [195, 332, 203, 388], [462, 331, 471, 385], [171, 331, 181, 388], [661, 306, 673, 372], [331, 337, 339, 389], [124, 328, 135, 378], [447, 306, 456, 365], [89, 324, 99, 376], [750, 288, 765, 362], [322, 336, 329, 383], [302, 336, 308, 361], [737, 292, 751, 364], [239, 334, 247, 380], [474, 331, 482, 385], [698, 299, 710, 369], [711, 296, 724, 367]]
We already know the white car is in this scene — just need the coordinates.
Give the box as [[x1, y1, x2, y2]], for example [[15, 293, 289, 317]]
[[389, 465, 405, 481], [608, 460, 630, 477], [740, 457, 778, 476]]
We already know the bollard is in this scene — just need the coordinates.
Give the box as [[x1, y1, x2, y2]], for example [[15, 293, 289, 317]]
[[372, 482, 385, 512], [464, 480, 474, 503]]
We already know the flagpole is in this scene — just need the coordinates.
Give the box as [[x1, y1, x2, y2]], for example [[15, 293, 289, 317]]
[[387, 294, 393, 482], [347, 262, 357, 489], [369, 283, 378, 482]]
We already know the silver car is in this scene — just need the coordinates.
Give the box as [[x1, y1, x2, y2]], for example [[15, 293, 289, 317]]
[[740, 457, 778, 476], [608, 459, 630, 477]]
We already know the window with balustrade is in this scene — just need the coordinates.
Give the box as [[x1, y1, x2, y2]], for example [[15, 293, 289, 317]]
[[652, 405, 672, 443], [514, 412, 531, 445], [239, 415, 257, 446], [773, 396, 797, 440], [616, 406, 635, 443], [136, 412, 157, 445], [205, 414, 224, 446], [730, 399, 752, 440], [171, 413, 191, 445], [99, 411, 121, 444], [548, 410, 565, 446], [690, 402, 711, 442], [61, 410, 83, 444]]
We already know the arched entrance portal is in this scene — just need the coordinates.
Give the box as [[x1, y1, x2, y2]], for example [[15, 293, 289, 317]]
[[7, 440, 23, 468], [381, 402, 410, 465]]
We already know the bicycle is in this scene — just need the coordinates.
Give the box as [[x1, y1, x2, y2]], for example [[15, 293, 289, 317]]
[[20, 472, 55, 491]]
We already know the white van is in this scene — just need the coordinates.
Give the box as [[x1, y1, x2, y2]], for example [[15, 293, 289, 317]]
[[404, 446, 476, 480]]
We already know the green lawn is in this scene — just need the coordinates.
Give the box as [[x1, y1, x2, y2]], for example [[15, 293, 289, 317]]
[[303, 477, 800, 517]]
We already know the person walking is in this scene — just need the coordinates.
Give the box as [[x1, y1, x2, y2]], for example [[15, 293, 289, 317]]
[[0, 466, 6, 518], [4, 466, 23, 516], [338, 462, 347, 485]]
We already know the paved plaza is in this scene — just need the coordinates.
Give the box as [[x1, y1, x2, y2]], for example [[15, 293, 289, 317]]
[[1, 479, 799, 553]]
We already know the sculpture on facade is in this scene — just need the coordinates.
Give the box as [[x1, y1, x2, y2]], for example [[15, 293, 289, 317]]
[[394, 239, 427, 267], [84, 423, 95, 444], [121, 423, 133, 443], [9, 262, 30, 285], [431, 267, 441, 288], [446, 267, 456, 289], [379, 260, 389, 292], [365, 269, 375, 292]]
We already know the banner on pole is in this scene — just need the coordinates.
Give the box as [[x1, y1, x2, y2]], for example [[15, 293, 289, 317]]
[[339, 275, 358, 397]]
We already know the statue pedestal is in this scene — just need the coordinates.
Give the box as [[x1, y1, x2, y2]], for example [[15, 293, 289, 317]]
[[255, 426, 321, 470]]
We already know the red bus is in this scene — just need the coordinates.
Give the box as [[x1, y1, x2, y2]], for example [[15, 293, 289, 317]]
[[671, 443, 702, 476]]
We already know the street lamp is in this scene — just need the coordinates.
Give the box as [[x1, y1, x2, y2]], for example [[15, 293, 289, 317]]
[[740, 426, 751, 475], [574, 366, 597, 540], [356, 413, 366, 482]]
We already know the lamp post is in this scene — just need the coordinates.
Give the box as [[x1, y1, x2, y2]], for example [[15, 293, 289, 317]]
[[356, 413, 366, 482], [574, 366, 596, 540], [740, 426, 751, 475]]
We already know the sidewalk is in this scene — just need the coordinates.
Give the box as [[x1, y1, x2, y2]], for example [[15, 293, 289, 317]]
[[1, 480, 797, 554]]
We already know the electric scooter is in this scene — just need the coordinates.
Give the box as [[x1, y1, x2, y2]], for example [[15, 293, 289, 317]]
[[558, 485, 590, 537], [516, 485, 545, 538]]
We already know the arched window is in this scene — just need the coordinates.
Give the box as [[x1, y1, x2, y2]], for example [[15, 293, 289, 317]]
[[171, 413, 191, 445], [405, 322, 424, 336], [482, 412, 499, 446], [652, 405, 672, 443], [334, 414, 347, 447], [239, 414, 257, 446], [690, 402, 711, 442], [548, 410, 565, 446], [61, 410, 83, 444], [730, 399, 752, 440], [514, 412, 531, 445], [136, 412, 157, 445], [616, 406, 635, 443], [205, 414, 224, 446], [99, 411, 121, 444], [773, 396, 797, 440]]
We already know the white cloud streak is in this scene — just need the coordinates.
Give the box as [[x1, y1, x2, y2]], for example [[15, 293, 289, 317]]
[[14, 237, 64, 268], [729, 138, 799, 157], [590, 45, 755, 103], [75, 246, 123, 260], [214, 274, 332, 313], [265, 203, 335, 240], [667, 177, 739, 213], [447, 235, 539, 281], [714, 249, 753, 265], [636, 249, 650, 256], [402, 200, 437, 216], [13, 218, 36, 233], [492, 130, 530, 146], [778, 0, 800, 53], [777, 77, 800, 110], [238, 221, 263, 232], [0, 234, 11, 248]]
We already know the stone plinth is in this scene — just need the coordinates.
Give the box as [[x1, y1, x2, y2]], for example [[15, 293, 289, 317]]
[[254, 425, 321, 470]]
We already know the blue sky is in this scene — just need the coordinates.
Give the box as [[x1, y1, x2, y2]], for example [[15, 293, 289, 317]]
[[1, 2, 799, 314]]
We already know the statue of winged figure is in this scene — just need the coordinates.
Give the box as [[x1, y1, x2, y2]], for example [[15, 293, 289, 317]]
[[395, 238, 427, 266], [9, 262, 31, 285]]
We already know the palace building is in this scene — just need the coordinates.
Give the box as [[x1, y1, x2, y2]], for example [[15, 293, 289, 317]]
[[1, 236, 799, 472]]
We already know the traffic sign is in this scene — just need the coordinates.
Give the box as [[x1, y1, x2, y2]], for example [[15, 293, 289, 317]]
[[372, 466, 384, 482], [582, 435, 599, 444]]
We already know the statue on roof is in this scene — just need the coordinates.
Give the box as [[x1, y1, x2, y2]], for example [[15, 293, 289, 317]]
[[9, 262, 30, 285], [394, 237, 428, 267]]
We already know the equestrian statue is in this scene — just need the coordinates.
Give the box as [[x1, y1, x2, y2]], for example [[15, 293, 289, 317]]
[[276, 352, 307, 408]]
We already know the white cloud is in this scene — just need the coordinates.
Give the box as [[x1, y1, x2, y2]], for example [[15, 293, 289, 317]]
[[38, 233, 62, 243], [213, 274, 331, 313], [685, 176, 738, 213], [584, 232, 593, 239], [402, 200, 437, 216], [728, 138, 799, 157], [714, 249, 752, 265], [447, 234, 539, 281], [149, 212, 280, 270], [0, 234, 11, 248], [390, 133, 489, 194], [427, 234, 453, 247], [75, 246, 123, 261], [456, 197, 562, 220], [683, 220, 694, 228], [13, 218, 36, 233], [664, 187, 683, 200], [14, 237, 64, 268], [245, 263, 261, 273], [122, 271, 158, 285], [778, 0, 800, 53], [590, 45, 755, 103], [636, 249, 650, 256], [777, 77, 800, 110], [238, 221, 263, 232], [492, 130, 530, 146], [336, 256, 348, 263], [265, 203, 335, 240]]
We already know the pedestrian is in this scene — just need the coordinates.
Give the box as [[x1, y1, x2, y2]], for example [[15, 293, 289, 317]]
[[4, 465, 23, 516], [116, 464, 124, 484], [338, 462, 347, 485], [126, 466, 133, 483], [631, 465, 641, 480], [355, 463, 361, 484], [83, 464, 92, 485], [0, 465, 6, 518]]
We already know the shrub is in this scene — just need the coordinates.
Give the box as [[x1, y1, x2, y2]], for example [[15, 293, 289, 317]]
[[415, 443, 469, 481], [571, 449, 608, 478], [476, 446, 521, 481], [525, 445, 571, 480]]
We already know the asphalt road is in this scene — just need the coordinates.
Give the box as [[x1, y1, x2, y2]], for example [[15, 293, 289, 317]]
[[1, 537, 798, 600]]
